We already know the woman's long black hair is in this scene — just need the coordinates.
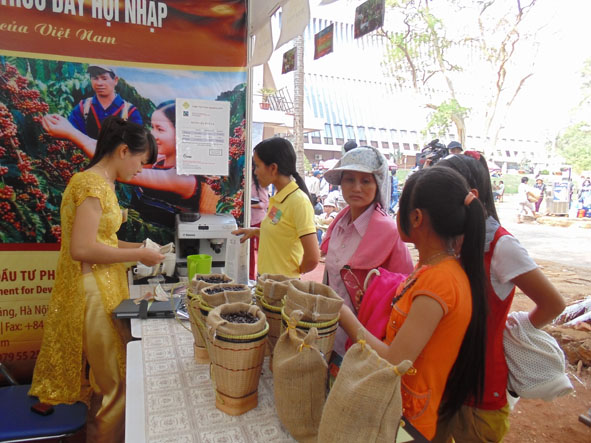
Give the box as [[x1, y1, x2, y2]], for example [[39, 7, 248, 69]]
[[437, 154, 499, 222], [398, 167, 487, 420], [155, 100, 175, 126], [253, 137, 310, 197], [87, 116, 157, 168]]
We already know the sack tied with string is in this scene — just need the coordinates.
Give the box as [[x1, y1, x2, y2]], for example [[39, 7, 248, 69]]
[[273, 310, 328, 443], [318, 335, 413, 443], [285, 280, 342, 323]]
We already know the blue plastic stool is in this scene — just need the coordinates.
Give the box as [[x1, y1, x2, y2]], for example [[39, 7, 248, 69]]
[[0, 384, 87, 442]]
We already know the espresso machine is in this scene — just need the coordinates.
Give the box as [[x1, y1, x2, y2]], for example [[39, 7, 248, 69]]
[[175, 213, 247, 283]]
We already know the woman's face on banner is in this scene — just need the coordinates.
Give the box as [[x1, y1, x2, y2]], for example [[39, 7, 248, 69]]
[[151, 108, 176, 161]]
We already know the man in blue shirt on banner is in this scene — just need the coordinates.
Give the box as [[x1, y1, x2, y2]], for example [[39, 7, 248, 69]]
[[68, 65, 142, 138]]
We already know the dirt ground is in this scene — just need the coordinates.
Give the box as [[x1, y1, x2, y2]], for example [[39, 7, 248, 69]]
[[504, 259, 591, 442]]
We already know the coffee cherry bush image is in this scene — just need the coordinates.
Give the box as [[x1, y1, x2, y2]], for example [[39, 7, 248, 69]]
[[0, 62, 84, 243], [1, 57, 248, 244]]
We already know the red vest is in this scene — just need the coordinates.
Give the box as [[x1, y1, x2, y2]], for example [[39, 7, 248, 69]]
[[469, 226, 515, 410]]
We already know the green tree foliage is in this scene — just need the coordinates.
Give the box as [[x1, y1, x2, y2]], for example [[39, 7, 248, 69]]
[[382, 0, 539, 149], [556, 122, 591, 173]]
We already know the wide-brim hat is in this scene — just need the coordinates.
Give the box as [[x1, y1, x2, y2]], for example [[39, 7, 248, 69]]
[[87, 64, 116, 76], [323, 194, 338, 208], [323, 146, 390, 209]]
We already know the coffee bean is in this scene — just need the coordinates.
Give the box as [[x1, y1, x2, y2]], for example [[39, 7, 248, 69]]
[[221, 311, 258, 324], [204, 285, 247, 294], [195, 276, 231, 283]]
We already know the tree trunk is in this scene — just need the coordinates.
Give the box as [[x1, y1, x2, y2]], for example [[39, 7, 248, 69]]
[[293, 35, 305, 177], [451, 114, 466, 148]]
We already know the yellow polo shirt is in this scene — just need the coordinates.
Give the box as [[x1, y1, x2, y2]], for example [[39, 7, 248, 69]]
[[258, 180, 316, 277]]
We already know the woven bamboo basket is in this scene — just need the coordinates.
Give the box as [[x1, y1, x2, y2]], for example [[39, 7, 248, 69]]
[[188, 283, 252, 364], [186, 293, 210, 363], [186, 274, 234, 363], [207, 303, 268, 416], [255, 274, 295, 357], [280, 306, 339, 362]]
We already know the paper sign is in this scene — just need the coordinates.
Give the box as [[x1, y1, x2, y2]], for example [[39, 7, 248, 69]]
[[175, 99, 230, 176]]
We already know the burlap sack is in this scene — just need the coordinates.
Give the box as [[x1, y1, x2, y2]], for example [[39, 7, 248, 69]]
[[256, 275, 294, 356], [317, 337, 413, 443], [200, 283, 252, 308], [257, 273, 296, 305], [206, 302, 266, 337], [189, 273, 233, 293], [273, 310, 328, 443], [285, 280, 342, 323]]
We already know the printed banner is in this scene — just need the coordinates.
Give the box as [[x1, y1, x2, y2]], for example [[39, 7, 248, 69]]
[[0, 1, 247, 380], [314, 23, 334, 60], [354, 0, 385, 39], [0, 250, 58, 379], [0, 56, 247, 246], [0, 1, 247, 67], [282, 46, 297, 74]]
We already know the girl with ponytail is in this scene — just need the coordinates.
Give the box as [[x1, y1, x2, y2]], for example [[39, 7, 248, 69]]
[[232, 137, 319, 277], [339, 166, 487, 440], [434, 154, 565, 442]]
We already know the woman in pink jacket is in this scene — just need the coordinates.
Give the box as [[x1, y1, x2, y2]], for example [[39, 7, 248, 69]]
[[321, 146, 413, 356]]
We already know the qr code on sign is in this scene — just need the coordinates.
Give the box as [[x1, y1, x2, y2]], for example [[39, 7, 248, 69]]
[[183, 110, 189, 117]]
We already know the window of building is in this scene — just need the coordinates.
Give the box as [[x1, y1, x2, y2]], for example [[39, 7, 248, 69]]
[[401, 130, 408, 138], [323, 124, 333, 145], [358, 126, 367, 144], [333, 124, 344, 146], [368, 127, 378, 148], [403, 143, 410, 151], [393, 142, 400, 151], [346, 125, 356, 140], [380, 128, 389, 148], [513, 151, 518, 157], [303, 133, 309, 143], [311, 131, 322, 144], [505, 150, 511, 157], [390, 129, 398, 141], [413, 144, 419, 151]]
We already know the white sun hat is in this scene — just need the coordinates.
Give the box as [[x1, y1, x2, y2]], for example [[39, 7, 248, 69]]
[[323, 146, 390, 209]]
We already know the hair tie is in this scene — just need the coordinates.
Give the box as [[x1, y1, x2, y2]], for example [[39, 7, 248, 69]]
[[464, 192, 476, 206]]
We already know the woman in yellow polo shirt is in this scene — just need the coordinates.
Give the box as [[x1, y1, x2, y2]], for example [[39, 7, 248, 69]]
[[233, 137, 319, 278]]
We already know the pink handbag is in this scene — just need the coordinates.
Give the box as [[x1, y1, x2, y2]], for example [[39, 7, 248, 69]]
[[345, 267, 407, 351]]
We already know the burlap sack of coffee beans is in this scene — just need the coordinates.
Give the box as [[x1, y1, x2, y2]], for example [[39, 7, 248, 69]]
[[273, 310, 328, 443], [317, 336, 413, 443], [200, 283, 252, 308], [285, 280, 342, 323], [207, 303, 266, 337], [190, 273, 233, 293], [257, 273, 295, 306]]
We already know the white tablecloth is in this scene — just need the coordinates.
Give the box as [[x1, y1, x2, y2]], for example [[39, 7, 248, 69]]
[[136, 318, 295, 442]]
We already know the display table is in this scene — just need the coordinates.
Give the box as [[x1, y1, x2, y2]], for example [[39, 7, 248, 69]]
[[125, 318, 426, 442]]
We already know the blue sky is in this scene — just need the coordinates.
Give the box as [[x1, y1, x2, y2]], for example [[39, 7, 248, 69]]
[[115, 67, 246, 108]]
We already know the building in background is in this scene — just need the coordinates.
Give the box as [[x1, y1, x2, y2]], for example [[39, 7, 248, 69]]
[[252, 2, 555, 172]]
